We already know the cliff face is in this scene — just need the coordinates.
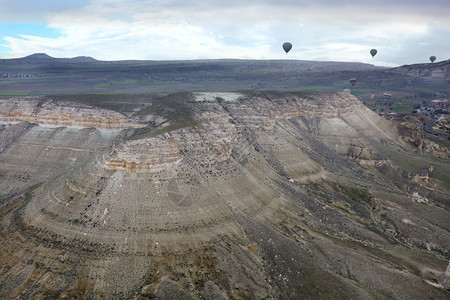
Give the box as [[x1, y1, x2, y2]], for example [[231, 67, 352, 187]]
[[390, 59, 450, 85], [102, 92, 396, 175], [0, 92, 449, 300], [104, 110, 236, 172], [0, 98, 143, 129]]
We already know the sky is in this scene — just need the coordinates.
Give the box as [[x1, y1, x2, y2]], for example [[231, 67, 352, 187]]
[[1, 0, 449, 67]]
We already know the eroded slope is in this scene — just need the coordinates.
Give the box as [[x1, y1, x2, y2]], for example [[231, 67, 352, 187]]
[[0, 92, 449, 299]]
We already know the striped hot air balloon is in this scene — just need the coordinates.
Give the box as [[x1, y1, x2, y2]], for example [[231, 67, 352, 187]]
[[350, 78, 357, 86], [383, 92, 392, 100]]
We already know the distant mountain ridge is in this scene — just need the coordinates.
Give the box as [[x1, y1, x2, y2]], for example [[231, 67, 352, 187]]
[[4, 53, 449, 72], [0, 53, 448, 95], [8, 53, 98, 63], [389, 58, 450, 85], [4, 53, 381, 71], [25, 53, 54, 60]]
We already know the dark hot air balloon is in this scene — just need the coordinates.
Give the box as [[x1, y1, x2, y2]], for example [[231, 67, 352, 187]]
[[430, 56, 436, 63], [447, 78, 450, 84], [282, 42, 292, 54], [350, 78, 357, 86], [370, 49, 377, 57]]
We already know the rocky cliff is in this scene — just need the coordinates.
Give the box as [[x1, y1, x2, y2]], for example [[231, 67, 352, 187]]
[[0, 97, 143, 129], [0, 92, 448, 299], [390, 59, 450, 85]]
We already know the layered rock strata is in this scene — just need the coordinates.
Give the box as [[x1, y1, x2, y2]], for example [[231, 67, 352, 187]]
[[0, 98, 143, 129], [0, 92, 448, 300]]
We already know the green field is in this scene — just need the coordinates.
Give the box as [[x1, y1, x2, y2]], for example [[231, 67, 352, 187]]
[[94, 83, 119, 91], [350, 88, 384, 95], [0, 90, 31, 96], [122, 79, 138, 84], [391, 106, 415, 114], [144, 88, 179, 93], [362, 93, 420, 114], [58, 89, 76, 93], [0, 80, 15, 86], [293, 85, 338, 92]]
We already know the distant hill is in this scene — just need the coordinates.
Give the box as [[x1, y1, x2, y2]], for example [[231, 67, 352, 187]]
[[391, 58, 450, 72], [3, 53, 381, 71], [388, 59, 450, 85], [24, 53, 55, 60], [0, 53, 448, 97], [5, 53, 98, 64], [68, 56, 98, 63]]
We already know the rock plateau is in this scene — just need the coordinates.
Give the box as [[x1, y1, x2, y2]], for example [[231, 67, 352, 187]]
[[0, 91, 449, 299]]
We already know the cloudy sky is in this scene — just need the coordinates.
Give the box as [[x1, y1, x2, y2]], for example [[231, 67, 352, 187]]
[[1, 0, 449, 66]]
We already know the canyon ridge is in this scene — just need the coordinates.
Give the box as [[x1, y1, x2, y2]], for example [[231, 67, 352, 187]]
[[0, 89, 449, 299]]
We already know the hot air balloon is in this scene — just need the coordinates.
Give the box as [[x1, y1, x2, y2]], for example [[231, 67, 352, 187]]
[[370, 94, 375, 100], [383, 92, 392, 100], [350, 78, 357, 86], [430, 56, 436, 63], [282, 42, 292, 54], [343, 88, 351, 93], [370, 49, 377, 57], [447, 78, 450, 84]]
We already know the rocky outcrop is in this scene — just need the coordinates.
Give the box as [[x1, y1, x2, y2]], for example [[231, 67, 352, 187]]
[[0, 98, 143, 129], [390, 60, 450, 86], [438, 262, 450, 290], [104, 138, 183, 172], [386, 114, 449, 158], [104, 110, 237, 172]]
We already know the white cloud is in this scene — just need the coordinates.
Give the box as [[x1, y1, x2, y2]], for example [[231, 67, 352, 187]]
[[2, 0, 450, 65]]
